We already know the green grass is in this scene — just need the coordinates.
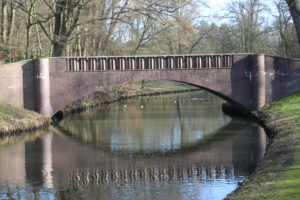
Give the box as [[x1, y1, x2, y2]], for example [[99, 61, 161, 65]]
[[227, 93, 300, 199], [0, 102, 50, 135]]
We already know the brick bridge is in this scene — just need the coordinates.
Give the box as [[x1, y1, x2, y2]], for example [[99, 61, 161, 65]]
[[0, 54, 300, 116]]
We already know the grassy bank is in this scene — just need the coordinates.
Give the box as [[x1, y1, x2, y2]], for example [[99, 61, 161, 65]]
[[227, 93, 300, 199], [58, 80, 199, 118], [0, 102, 51, 136]]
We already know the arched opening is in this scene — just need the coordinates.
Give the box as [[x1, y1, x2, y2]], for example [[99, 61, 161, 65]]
[[52, 80, 251, 121]]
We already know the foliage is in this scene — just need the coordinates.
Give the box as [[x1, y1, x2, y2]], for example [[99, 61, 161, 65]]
[[0, 0, 299, 61]]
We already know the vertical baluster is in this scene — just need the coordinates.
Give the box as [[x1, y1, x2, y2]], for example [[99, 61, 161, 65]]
[[170, 57, 174, 69], [90, 58, 93, 71], [76, 59, 80, 71], [150, 57, 154, 70], [225, 55, 228, 68], [87, 58, 90, 71], [66, 59, 70, 71], [112, 58, 116, 70], [81, 59, 84, 71], [126, 58, 130, 70], [189, 56, 193, 69], [158, 57, 161, 69], [161, 57, 164, 69], [99, 58, 103, 70], [199, 56, 203, 68], [131, 57, 134, 70], [141, 58, 145, 70], [196, 56, 200, 69], [158, 57, 162, 69], [208, 56, 211, 68], [102, 58, 105, 70], [78, 59, 82, 71], [128, 58, 132, 70], [68, 59, 71, 71], [93, 58, 97, 71], [104, 58, 107, 70], [84, 58, 88, 71], [67, 59, 71, 71], [122, 58, 125, 70], [97, 58, 101, 70], [226, 55, 230, 68], [179, 57, 183, 69], [98, 58, 102, 70], [106, 58, 110, 70]]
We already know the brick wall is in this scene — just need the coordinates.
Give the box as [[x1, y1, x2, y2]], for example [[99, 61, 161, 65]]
[[0, 54, 299, 116]]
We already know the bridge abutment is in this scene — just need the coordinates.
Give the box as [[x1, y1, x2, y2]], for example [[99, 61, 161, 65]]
[[35, 59, 52, 116], [251, 55, 266, 110]]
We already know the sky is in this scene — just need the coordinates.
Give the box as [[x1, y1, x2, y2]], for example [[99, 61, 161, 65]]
[[200, 0, 232, 24], [201, 0, 275, 25]]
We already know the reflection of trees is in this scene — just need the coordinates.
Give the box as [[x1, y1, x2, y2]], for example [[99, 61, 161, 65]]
[[0, 121, 268, 200], [57, 91, 232, 154], [0, 129, 46, 149]]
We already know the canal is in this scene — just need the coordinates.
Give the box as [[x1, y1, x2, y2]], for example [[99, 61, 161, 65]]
[[0, 90, 268, 200]]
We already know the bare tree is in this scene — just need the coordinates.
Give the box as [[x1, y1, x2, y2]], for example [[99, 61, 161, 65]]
[[225, 0, 271, 53], [285, 0, 300, 47], [1, 0, 16, 41], [274, 0, 298, 57]]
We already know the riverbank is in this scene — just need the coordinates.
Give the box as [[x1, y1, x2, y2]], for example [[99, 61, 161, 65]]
[[0, 80, 198, 134], [54, 80, 199, 120], [227, 93, 300, 199], [0, 102, 51, 136]]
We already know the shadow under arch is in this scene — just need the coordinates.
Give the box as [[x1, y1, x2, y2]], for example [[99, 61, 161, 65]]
[[173, 81, 252, 116], [52, 79, 251, 121]]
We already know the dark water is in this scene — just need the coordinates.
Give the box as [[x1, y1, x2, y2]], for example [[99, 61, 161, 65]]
[[0, 91, 268, 200]]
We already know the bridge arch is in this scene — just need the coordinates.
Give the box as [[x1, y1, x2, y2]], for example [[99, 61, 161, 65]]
[[52, 79, 251, 119], [46, 54, 254, 116]]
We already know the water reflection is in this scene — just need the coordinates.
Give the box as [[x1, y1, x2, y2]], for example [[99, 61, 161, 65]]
[[0, 91, 269, 200], [58, 91, 231, 154]]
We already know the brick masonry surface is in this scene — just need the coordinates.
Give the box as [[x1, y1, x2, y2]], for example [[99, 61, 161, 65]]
[[0, 54, 299, 116]]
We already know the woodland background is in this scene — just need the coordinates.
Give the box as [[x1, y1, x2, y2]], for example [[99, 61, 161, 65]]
[[0, 0, 299, 63]]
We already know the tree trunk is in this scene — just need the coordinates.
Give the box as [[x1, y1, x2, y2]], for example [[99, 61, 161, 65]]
[[286, 0, 300, 47], [52, 41, 65, 57], [7, 1, 15, 41], [25, 25, 31, 58], [52, 0, 66, 57], [1, 0, 8, 40]]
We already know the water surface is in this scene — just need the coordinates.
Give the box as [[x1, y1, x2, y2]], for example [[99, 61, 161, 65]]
[[0, 91, 268, 200]]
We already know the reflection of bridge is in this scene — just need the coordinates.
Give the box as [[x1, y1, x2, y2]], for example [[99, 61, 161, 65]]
[[0, 124, 267, 199], [0, 54, 300, 116], [70, 166, 235, 185]]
